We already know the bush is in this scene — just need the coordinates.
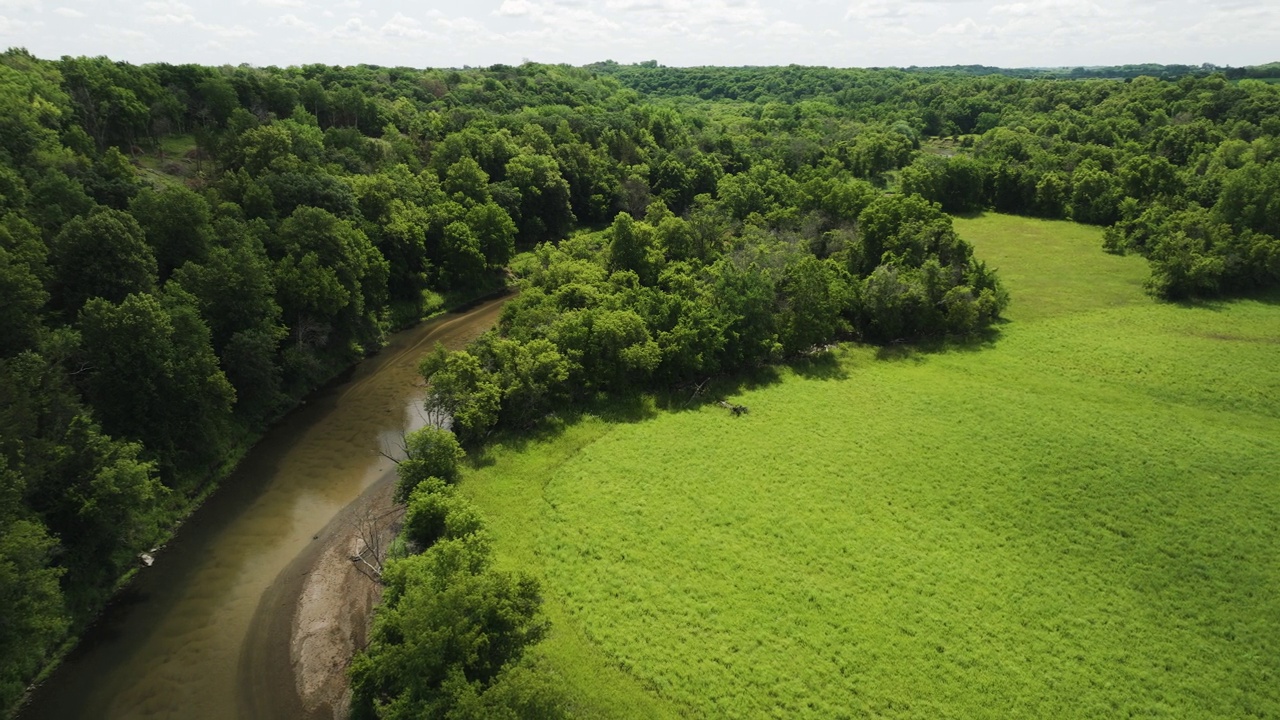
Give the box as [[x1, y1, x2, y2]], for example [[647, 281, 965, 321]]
[[394, 426, 465, 502], [403, 482, 485, 548]]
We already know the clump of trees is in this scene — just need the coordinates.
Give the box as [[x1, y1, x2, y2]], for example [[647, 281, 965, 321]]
[[421, 189, 1005, 444], [597, 62, 1280, 300], [350, 426, 562, 719]]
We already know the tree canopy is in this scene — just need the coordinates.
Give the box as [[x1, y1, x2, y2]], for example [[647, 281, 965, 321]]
[[3, 49, 1279, 715]]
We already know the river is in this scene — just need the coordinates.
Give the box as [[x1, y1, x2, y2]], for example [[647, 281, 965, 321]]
[[20, 295, 508, 720]]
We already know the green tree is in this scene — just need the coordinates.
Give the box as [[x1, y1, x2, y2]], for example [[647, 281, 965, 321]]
[[395, 425, 466, 502], [349, 537, 546, 720], [505, 152, 574, 243], [0, 243, 48, 356], [403, 483, 484, 549], [51, 207, 157, 314], [607, 212, 659, 283], [466, 202, 517, 269], [419, 349, 502, 446], [0, 515, 67, 712], [444, 157, 491, 206], [1069, 162, 1122, 225], [274, 206, 387, 350], [128, 186, 214, 280], [78, 292, 235, 478]]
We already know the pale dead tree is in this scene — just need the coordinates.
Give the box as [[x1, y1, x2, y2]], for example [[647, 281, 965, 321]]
[[378, 430, 410, 465], [349, 502, 404, 581], [293, 315, 331, 351], [418, 400, 453, 432], [377, 399, 453, 466]]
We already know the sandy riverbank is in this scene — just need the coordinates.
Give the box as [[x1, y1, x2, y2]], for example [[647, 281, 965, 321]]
[[235, 295, 510, 720], [239, 469, 400, 720]]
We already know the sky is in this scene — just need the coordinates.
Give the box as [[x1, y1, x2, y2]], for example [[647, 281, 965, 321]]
[[0, 0, 1277, 69]]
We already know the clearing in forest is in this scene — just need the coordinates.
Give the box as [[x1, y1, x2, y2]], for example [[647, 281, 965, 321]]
[[460, 213, 1280, 718]]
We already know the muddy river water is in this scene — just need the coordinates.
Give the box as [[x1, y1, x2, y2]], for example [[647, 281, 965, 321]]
[[21, 296, 507, 720]]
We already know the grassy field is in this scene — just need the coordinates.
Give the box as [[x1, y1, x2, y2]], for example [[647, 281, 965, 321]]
[[132, 134, 200, 189], [460, 213, 1280, 718]]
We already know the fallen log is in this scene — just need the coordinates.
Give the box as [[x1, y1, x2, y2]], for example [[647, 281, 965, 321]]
[[717, 400, 749, 416]]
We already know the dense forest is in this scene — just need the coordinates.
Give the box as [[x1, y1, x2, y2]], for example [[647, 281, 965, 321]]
[[1, 48, 1279, 716]]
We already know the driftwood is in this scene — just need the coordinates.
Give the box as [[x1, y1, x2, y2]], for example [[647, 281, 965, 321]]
[[683, 377, 712, 408], [717, 400, 749, 416]]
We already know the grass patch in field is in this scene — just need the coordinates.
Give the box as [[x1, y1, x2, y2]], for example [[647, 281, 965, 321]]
[[132, 134, 200, 189], [459, 213, 1280, 718]]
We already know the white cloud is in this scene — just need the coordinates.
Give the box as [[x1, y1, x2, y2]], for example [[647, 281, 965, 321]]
[[0, 14, 37, 33], [144, 0, 189, 10], [95, 23, 150, 40], [380, 11, 428, 39], [845, 0, 929, 20], [756, 19, 806, 36], [274, 12, 316, 30], [4, 0, 1277, 69], [332, 15, 367, 35], [497, 0, 536, 16]]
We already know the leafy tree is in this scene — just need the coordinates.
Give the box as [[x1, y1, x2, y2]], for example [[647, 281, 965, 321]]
[[170, 219, 281, 352], [420, 348, 502, 445], [78, 291, 234, 479], [778, 255, 849, 355], [0, 244, 48, 356], [395, 425, 466, 502], [466, 202, 517, 269], [403, 482, 484, 549], [51, 207, 157, 314], [899, 154, 986, 213], [488, 338, 570, 426], [36, 415, 168, 604], [83, 147, 139, 209], [607, 211, 658, 283], [504, 152, 575, 243], [349, 537, 547, 720], [0, 515, 67, 712], [1069, 162, 1122, 225], [274, 206, 387, 350], [440, 221, 487, 291], [444, 156, 491, 206], [128, 186, 213, 281]]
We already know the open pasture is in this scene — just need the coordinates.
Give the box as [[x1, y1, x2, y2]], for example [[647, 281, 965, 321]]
[[462, 214, 1280, 718]]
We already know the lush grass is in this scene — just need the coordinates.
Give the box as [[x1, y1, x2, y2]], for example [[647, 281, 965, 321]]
[[460, 213, 1280, 718], [133, 134, 199, 189]]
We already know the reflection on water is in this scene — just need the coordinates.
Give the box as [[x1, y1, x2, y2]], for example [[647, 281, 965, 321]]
[[21, 297, 506, 720]]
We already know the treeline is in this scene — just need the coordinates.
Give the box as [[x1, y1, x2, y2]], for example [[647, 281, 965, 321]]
[[349, 425, 562, 718], [421, 190, 1004, 445], [593, 63, 1280, 298], [889, 76, 1280, 298], [348, 191, 1007, 719]]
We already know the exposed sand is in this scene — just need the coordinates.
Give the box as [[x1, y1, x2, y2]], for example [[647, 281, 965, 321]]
[[239, 471, 399, 720], [237, 295, 509, 720]]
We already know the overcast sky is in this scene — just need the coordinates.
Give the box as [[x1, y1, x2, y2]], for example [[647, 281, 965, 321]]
[[1, 0, 1276, 69]]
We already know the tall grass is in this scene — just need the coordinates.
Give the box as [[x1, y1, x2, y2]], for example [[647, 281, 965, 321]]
[[460, 214, 1280, 718]]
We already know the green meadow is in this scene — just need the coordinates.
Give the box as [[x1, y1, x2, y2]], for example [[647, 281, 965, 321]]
[[460, 213, 1280, 718]]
